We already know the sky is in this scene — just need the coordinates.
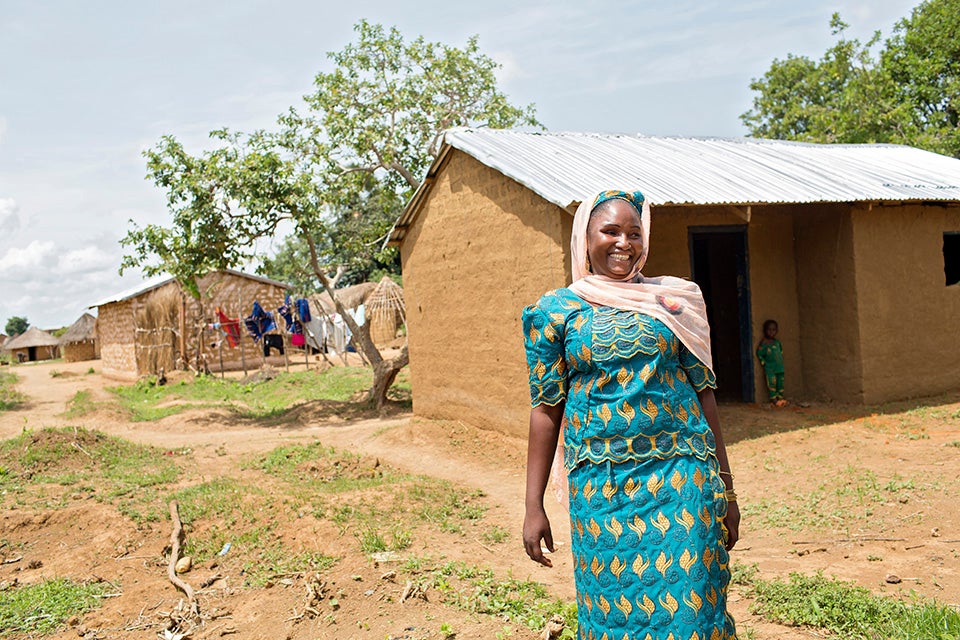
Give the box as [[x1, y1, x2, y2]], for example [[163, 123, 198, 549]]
[[0, 0, 923, 330]]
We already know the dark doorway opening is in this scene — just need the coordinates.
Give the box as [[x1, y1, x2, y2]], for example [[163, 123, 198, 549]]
[[28, 346, 37, 362], [689, 226, 753, 402]]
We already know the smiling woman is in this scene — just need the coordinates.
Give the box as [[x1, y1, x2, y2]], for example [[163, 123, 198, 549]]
[[585, 196, 646, 279], [522, 189, 740, 639]]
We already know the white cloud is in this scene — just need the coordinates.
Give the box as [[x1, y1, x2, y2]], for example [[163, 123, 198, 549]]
[[0, 115, 7, 144], [56, 245, 115, 274], [0, 197, 19, 234], [0, 239, 55, 275]]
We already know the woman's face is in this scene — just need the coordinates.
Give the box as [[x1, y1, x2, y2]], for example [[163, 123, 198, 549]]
[[585, 199, 644, 278]]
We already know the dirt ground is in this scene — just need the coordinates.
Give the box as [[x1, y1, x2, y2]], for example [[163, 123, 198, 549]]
[[1, 359, 959, 640]]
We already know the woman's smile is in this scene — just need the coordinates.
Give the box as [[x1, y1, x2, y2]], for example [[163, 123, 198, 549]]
[[586, 199, 644, 278]]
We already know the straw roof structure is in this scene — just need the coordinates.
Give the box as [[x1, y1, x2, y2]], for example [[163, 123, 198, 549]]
[[2, 327, 60, 351], [59, 313, 97, 345], [311, 281, 378, 315], [367, 276, 405, 321]]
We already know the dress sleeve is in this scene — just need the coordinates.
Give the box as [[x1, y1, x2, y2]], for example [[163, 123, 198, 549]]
[[521, 301, 568, 407], [679, 342, 717, 392]]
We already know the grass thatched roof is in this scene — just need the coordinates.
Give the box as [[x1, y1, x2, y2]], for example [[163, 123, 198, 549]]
[[310, 282, 377, 315], [59, 313, 97, 344], [2, 326, 60, 351]]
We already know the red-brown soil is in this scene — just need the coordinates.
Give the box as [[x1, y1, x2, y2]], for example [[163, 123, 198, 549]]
[[1, 359, 958, 640]]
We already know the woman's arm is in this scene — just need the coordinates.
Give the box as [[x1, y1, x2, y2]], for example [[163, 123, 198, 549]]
[[523, 402, 564, 567], [697, 387, 740, 551]]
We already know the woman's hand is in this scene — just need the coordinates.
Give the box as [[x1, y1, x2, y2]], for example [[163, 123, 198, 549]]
[[523, 507, 555, 567], [724, 501, 740, 551]]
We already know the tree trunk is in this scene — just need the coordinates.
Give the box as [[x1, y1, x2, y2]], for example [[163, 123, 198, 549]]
[[304, 234, 406, 408], [367, 344, 409, 410]]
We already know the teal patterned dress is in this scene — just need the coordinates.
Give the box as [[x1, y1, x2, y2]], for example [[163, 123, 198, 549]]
[[523, 288, 737, 640]]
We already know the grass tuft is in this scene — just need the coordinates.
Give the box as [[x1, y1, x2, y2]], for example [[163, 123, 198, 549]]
[[739, 567, 960, 640], [0, 370, 25, 411], [0, 578, 108, 635]]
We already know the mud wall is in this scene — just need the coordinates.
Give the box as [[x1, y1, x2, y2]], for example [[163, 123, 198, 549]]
[[400, 150, 572, 437], [63, 341, 97, 363], [98, 273, 291, 381], [182, 272, 290, 375], [852, 203, 960, 402], [98, 300, 138, 380], [794, 206, 863, 402]]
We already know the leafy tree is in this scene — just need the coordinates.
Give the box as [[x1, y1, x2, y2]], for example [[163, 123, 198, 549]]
[[258, 179, 402, 292], [4, 316, 28, 336], [742, 1, 960, 157], [121, 21, 538, 407], [882, 0, 960, 156]]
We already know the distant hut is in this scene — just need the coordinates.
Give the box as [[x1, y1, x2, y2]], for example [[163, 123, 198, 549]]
[[59, 313, 99, 363], [92, 269, 291, 381], [366, 277, 405, 346], [2, 327, 61, 363]]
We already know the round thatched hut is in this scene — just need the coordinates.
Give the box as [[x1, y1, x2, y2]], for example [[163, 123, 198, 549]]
[[2, 327, 61, 362], [59, 313, 99, 362]]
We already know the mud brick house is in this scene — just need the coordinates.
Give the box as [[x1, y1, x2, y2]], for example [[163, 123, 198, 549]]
[[389, 128, 960, 436], [92, 269, 291, 381], [59, 312, 99, 363], [1, 326, 60, 363]]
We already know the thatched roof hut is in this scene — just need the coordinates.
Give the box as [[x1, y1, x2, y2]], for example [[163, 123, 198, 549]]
[[310, 282, 377, 315], [2, 327, 61, 362], [59, 313, 99, 362], [366, 277, 405, 345]]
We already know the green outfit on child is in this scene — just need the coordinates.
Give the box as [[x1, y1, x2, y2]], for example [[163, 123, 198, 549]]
[[756, 340, 785, 402]]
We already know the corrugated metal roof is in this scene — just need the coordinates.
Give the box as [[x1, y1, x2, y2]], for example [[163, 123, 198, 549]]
[[90, 269, 292, 308], [389, 128, 960, 245]]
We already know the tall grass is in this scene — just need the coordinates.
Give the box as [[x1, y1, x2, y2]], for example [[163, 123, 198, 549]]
[[0, 369, 25, 411]]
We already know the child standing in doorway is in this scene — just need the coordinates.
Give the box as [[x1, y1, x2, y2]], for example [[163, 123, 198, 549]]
[[757, 319, 787, 407]]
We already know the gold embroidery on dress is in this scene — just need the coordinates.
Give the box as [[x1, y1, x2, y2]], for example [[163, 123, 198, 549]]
[[652, 512, 671, 537], [602, 479, 618, 501], [637, 593, 656, 617], [610, 555, 627, 579], [659, 592, 679, 616], [679, 548, 698, 573], [676, 508, 695, 533]]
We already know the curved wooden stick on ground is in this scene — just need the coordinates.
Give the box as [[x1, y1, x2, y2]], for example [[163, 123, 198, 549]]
[[168, 500, 199, 616]]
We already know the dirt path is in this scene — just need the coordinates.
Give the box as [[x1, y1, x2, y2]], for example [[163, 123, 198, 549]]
[[2, 360, 959, 640]]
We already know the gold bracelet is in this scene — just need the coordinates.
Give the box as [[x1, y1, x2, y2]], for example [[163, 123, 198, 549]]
[[724, 489, 738, 503], [719, 470, 735, 480]]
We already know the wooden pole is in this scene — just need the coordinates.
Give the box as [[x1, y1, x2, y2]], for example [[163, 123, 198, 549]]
[[238, 294, 247, 376]]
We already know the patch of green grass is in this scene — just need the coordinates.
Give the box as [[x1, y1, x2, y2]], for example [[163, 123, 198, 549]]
[[0, 428, 180, 509], [481, 525, 510, 544], [412, 561, 577, 639], [241, 545, 337, 588], [742, 465, 932, 532], [109, 367, 381, 421], [253, 440, 398, 493], [172, 477, 264, 526], [0, 578, 108, 635], [742, 569, 960, 640], [62, 390, 98, 418], [0, 370, 25, 411]]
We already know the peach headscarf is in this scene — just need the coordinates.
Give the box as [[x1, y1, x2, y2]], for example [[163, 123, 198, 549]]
[[567, 190, 715, 374]]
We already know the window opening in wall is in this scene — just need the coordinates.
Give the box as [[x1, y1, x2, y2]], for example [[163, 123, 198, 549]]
[[945, 232, 960, 286]]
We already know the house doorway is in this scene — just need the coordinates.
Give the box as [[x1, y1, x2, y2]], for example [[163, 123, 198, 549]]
[[689, 226, 754, 402], [28, 346, 37, 362]]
